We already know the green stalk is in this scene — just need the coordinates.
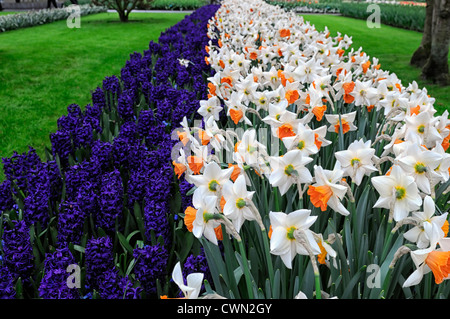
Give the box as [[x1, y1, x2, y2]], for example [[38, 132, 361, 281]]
[[237, 239, 255, 299], [314, 271, 322, 299], [381, 220, 394, 262], [260, 226, 275, 287]]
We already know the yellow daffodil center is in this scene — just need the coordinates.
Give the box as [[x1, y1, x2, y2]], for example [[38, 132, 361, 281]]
[[247, 145, 257, 154], [236, 198, 246, 209], [284, 164, 295, 176], [297, 140, 305, 150], [351, 158, 361, 167], [259, 97, 267, 105], [414, 162, 427, 174], [286, 226, 297, 241], [208, 180, 219, 191], [417, 125, 425, 134], [395, 186, 406, 200]]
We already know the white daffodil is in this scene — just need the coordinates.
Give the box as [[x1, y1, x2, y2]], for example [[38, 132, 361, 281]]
[[292, 57, 325, 84], [371, 165, 422, 222], [431, 143, 450, 183], [335, 139, 378, 185], [404, 111, 442, 149], [198, 96, 223, 121], [222, 175, 256, 232], [224, 91, 252, 126], [403, 237, 450, 287], [325, 111, 357, 134], [172, 262, 204, 299], [188, 161, 234, 196], [351, 79, 378, 107], [269, 209, 321, 269], [236, 129, 268, 167], [397, 142, 442, 195], [235, 73, 259, 103], [403, 195, 449, 249], [282, 122, 319, 157], [307, 162, 350, 216], [268, 149, 313, 195], [191, 188, 221, 245], [262, 100, 289, 127]]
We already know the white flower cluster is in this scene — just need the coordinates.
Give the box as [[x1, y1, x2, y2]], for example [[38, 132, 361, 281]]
[[172, 0, 450, 285]]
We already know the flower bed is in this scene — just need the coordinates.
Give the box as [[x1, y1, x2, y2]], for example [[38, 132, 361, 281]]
[[268, 0, 426, 32], [0, 4, 106, 33], [1, 0, 449, 301], [0, 4, 219, 299], [171, 0, 450, 299]]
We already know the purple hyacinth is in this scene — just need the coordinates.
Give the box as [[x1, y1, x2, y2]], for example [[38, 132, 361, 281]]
[[117, 89, 135, 121], [132, 243, 168, 296], [23, 181, 51, 228], [91, 87, 106, 112], [97, 268, 142, 299], [2, 220, 34, 284], [143, 199, 170, 246], [183, 251, 212, 291], [102, 75, 121, 111], [84, 236, 114, 291], [38, 268, 80, 299], [0, 180, 14, 213], [2, 146, 42, 193], [179, 178, 194, 212], [97, 169, 124, 233], [57, 200, 86, 246], [137, 109, 155, 138], [38, 247, 80, 299], [0, 265, 16, 299], [50, 129, 73, 168]]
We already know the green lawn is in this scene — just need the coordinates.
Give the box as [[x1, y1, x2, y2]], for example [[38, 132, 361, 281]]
[[303, 14, 449, 115], [0, 11, 18, 15], [0, 11, 187, 174]]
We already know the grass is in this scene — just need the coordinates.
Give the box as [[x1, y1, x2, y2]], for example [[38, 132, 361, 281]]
[[302, 14, 449, 115], [0, 11, 188, 178], [0, 11, 18, 15]]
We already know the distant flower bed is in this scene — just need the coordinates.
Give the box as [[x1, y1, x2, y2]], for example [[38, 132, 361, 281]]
[[267, 0, 426, 32], [0, 4, 106, 33], [0, 4, 219, 299]]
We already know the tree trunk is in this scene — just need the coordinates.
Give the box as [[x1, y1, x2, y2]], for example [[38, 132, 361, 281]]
[[421, 0, 450, 86], [410, 0, 434, 67], [118, 9, 129, 22]]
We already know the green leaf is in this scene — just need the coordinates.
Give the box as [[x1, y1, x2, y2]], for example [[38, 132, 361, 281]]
[[169, 191, 182, 215], [133, 202, 146, 242], [341, 265, 367, 299], [117, 231, 134, 255]]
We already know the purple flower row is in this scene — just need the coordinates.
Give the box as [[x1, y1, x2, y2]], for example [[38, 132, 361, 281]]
[[0, 4, 220, 299]]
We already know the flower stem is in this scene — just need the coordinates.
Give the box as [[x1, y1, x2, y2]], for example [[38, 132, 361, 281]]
[[261, 226, 274, 287], [237, 239, 255, 299], [315, 271, 322, 299]]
